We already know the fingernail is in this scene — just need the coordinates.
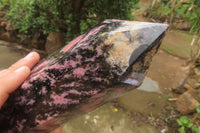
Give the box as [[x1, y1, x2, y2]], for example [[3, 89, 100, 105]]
[[24, 52, 35, 60], [14, 66, 29, 73]]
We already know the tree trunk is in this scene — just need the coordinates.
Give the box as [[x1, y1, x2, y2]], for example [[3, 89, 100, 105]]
[[72, 0, 87, 34], [151, 0, 160, 8], [170, 0, 177, 25]]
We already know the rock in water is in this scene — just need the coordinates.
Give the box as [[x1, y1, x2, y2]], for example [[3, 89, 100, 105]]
[[0, 19, 168, 133]]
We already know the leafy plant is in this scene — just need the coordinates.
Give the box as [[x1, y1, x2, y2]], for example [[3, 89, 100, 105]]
[[177, 116, 199, 133], [174, 4, 190, 17], [166, 94, 172, 98], [151, 0, 200, 34], [150, 118, 157, 125], [192, 127, 199, 133], [185, 0, 200, 34], [151, 2, 171, 17], [0, 0, 139, 44]]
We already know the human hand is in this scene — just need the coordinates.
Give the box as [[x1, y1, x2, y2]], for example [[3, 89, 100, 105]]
[[0, 52, 40, 108]]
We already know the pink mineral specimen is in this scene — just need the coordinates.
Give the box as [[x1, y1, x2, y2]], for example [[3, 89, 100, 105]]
[[0, 19, 168, 133]]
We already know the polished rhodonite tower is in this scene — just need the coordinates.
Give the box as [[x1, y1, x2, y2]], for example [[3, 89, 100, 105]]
[[0, 19, 168, 133]]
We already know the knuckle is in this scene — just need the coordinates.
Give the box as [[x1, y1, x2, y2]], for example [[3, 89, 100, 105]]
[[9, 64, 18, 71]]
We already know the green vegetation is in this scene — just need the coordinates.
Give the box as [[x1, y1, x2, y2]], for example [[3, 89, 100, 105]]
[[165, 94, 172, 98], [151, 2, 171, 17], [0, 0, 139, 42], [176, 107, 200, 133], [176, 116, 198, 133], [150, 118, 157, 126], [185, 0, 200, 34], [151, 0, 200, 34]]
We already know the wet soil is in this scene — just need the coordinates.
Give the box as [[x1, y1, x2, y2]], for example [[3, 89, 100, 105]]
[[63, 103, 159, 133], [0, 44, 27, 70], [147, 50, 189, 90]]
